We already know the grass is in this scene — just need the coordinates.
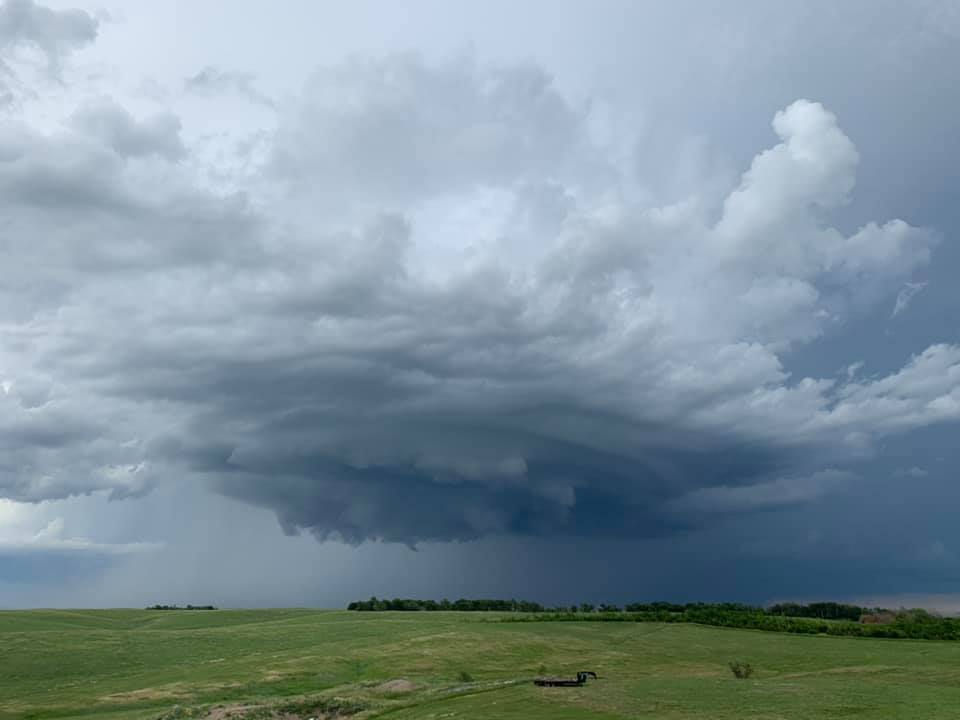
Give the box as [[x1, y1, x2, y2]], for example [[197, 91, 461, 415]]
[[4, 609, 960, 719]]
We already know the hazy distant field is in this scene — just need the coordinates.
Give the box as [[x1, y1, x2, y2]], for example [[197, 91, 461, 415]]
[[4, 609, 960, 719]]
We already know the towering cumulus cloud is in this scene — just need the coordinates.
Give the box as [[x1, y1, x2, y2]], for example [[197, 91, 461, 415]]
[[0, 34, 955, 547]]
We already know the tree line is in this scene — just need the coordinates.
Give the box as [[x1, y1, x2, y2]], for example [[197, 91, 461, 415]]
[[146, 604, 218, 610], [766, 601, 868, 621], [346, 598, 873, 617], [346, 598, 960, 640], [347, 597, 547, 612], [502, 606, 960, 641]]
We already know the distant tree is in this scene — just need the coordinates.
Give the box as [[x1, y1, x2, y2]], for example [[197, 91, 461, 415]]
[[146, 604, 217, 611]]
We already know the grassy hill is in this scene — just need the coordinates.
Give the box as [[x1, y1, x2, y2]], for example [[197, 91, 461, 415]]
[[4, 609, 960, 719]]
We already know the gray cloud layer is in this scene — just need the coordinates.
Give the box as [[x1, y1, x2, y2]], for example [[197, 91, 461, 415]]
[[69, 97, 185, 160], [1, 3, 958, 556], [0, 0, 96, 72], [184, 66, 275, 108]]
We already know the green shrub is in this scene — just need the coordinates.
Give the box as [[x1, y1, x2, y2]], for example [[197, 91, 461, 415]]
[[728, 661, 754, 679]]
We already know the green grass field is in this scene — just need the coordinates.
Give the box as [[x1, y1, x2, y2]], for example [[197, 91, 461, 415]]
[[4, 609, 960, 719]]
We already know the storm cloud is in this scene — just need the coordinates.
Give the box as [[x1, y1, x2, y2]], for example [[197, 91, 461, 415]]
[[2, 43, 955, 544], [1, 1, 960, 606]]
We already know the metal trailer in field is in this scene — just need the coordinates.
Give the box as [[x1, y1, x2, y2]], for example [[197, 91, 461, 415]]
[[534, 671, 598, 687]]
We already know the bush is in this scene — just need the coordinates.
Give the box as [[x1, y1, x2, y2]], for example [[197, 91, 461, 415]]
[[458, 670, 473, 682], [728, 661, 754, 679]]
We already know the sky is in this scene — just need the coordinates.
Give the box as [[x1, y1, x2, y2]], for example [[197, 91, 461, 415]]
[[1, 0, 959, 610]]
